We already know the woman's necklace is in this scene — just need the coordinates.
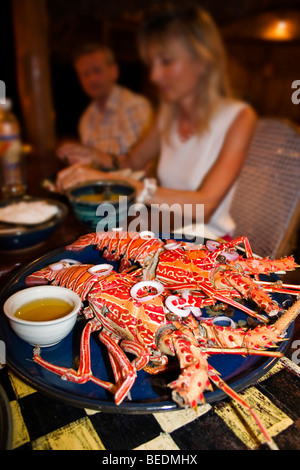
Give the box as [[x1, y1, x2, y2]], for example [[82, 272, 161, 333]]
[[177, 118, 196, 142]]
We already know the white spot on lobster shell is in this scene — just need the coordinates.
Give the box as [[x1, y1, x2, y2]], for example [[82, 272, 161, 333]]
[[88, 264, 113, 277], [206, 240, 220, 252], [130, 280, 164, 303], [181, 290, 190, 299], [139, 230, 155, 240], [49, 259, 82, 271], [164, 241, 182, 250], [165, 295, 202, 318], [60, 259, 82, 265], [49, 262, 66, 271], [189, 307, 202, 319], [212, 316, 236, 329], [222, 252, 239, 261]]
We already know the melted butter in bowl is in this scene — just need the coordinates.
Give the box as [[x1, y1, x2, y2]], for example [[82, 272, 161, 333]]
[[14, 298, 74, 322], [67, 180, 136, 231], [77, 193, 120, 203], [3, 286, 82, 347]]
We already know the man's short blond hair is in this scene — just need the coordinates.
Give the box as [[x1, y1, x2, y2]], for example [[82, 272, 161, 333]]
[[72, 43, 116, 65]]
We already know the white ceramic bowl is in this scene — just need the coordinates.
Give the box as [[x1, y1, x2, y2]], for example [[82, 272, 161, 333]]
[[3, 286, 82, 347]]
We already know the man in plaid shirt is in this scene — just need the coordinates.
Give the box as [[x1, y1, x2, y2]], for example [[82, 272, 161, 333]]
[[57, 43, 153, 170]]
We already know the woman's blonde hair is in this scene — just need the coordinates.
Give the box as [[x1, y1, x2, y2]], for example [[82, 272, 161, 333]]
[[139, 5, 231, 138]]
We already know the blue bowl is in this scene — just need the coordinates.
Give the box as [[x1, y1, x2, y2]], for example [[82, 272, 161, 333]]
[[0, 197, 68, 251], [67, 180, 136, 231]]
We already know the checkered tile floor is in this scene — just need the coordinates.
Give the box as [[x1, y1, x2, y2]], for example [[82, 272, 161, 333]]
[[1, 355, 300, 450]]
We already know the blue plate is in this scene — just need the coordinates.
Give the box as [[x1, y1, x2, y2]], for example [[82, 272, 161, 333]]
[[0, 244, 294, 413], [0, 197, 68, 251]]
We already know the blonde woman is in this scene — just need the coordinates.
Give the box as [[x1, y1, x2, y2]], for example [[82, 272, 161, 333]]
[[57, 6, 257, 239]]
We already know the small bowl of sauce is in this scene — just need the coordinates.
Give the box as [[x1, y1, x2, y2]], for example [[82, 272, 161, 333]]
[[3, 286, 82, 347], [66, 180, 136, 231]]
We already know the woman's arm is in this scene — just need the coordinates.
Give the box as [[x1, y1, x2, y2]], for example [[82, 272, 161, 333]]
[[148, 106, 257, 222], [56, 118, 161, 190], [122, 117, 161, 171], [57, 118, 161, 172], [56, 106, 257, 224]]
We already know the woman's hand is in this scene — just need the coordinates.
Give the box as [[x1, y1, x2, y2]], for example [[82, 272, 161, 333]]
[[56, 163, 107, 191], [56, 163, 144, 195]]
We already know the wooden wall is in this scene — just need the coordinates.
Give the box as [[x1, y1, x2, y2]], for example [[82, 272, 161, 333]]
[[44, 0, 300, 137], [225, 39, 300, 123], [5, 0, 300, 146]]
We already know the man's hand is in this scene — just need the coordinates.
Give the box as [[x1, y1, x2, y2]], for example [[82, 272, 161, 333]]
[[57, 143, 103, 166]]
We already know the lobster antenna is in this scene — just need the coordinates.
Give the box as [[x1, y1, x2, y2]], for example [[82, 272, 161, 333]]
[[208, 364, 278, 450]]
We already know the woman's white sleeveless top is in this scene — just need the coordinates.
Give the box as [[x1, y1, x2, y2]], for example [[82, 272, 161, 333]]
[[157, 99, 248, 237]]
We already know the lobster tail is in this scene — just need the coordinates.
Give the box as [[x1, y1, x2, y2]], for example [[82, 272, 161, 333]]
[[25, 272, 50, 286], [65, 232, 106, 251], [25, 263, 116, 301], [25, 264, 63, 286], [66, 231, 165, 272]]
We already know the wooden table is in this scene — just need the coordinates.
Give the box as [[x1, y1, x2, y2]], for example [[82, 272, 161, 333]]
[[0, 151, 300, 452]]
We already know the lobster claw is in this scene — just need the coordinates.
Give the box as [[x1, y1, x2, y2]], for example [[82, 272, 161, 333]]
[[155, 324, 177, 356]]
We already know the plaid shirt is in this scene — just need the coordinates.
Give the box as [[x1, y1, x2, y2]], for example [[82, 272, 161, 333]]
[[79, 85, 153, 155]]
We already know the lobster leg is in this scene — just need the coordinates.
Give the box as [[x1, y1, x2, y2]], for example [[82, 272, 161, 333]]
[[32, 319, 115, 392], [104, 338, 151, 401], [209, 236, 255, 260], [220, 272, 282, 317], [241, 298, 300, 350], [253, 280, 300, 296], [273, 297, 300, 335], [142, 349, 170, 374], [99, 330, 137, 405], [121, 339, 151, 370], [168, 342, 278, 449], [167, 324, 213, 408], [106, 337, 151, 384], [199, 283, 268, 322], [231, 256, 298, 275], [203, 347, 283, 357], [190, 299, 300, 353], [230, 236, 255, 258], [33, 319, 97, 383], [107, 350, 124, 391], [165, 322, 279, 450]]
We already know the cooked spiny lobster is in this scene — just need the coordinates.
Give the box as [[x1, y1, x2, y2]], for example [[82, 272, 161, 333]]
[[65, 231, 299, 321], [26, 231, 300, 450]]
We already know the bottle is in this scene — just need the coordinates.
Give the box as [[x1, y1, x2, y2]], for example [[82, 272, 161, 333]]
[[0, 99, 25, 198]]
